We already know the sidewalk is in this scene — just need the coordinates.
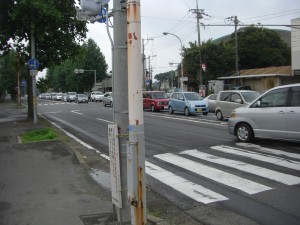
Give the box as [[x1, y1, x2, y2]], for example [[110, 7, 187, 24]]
[[0, 101, 203, 225], [0, 102, 113, 225]]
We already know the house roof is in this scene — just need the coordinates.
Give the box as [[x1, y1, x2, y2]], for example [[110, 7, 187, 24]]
[[218, 66, 292, 80]]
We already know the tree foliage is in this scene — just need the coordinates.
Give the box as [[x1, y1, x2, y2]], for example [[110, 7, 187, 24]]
[[181, 26, 291, 91], [0, 50, 27, 101], [0, 0, 87, 118], [45, 39, 108, 92], [0, 0, 87, 69]]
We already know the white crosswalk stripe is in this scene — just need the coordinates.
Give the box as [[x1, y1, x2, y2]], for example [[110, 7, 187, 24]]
[[146, 162, 229, 204], [146, 145, 300, 205], [181, 149, 300, 185], [154, 153, 272, 195], [211, 145, 300, 171]]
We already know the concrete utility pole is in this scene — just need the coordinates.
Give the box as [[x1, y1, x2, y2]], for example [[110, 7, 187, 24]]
[[234, 16, 239, 76], [127, 0, 146, 224], [190, 1, 206, 94], [113, 0, 131, 223], [227, 15, 239, 76]]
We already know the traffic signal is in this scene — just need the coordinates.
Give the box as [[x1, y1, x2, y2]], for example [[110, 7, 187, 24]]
[[80, 0, 110, 16]]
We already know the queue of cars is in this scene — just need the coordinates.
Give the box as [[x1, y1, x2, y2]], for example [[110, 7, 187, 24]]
[[40, 84, 300, 143]]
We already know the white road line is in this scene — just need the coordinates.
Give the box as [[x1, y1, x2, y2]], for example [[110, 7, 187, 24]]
[[236, 143, 300, 160], [181, 150, 300, 185], [145, 162, 228, 204], [71, 110, 83, 115], [145, 113, 226, 126], [155, 153, 272, 194], [96, 118, 113, 123], [211, 145, 300, 171]]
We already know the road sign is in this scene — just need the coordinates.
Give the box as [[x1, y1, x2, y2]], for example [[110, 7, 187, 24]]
[[108, 124, 122, 208], [20, 78, 27, 87], [27, 59, 40, 70], [180, 77, 188, 81], [30, 70, 38, 76]]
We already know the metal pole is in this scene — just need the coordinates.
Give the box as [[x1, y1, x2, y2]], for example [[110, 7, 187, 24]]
[[234, 16, 239, 76], [31, 21, 37, 124], [127, 0, 146, 224], [113, 0, 131, 223], [196, 0, 203, 94], [94, 70, 96, 87]]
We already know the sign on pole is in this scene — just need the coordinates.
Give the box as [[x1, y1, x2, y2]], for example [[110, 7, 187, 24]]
[[27, 59, 40, 70], [108, 124, 122, 208]]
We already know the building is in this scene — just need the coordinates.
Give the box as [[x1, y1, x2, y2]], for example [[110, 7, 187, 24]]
[[292, 17, 300, 75]]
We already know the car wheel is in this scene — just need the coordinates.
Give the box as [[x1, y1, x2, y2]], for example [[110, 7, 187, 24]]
[[216, 110, 223, 121], [203, 112, 208, 116], [169, 106, 174, 114], [236, 123, 253, 142], [151, 105, 155, 112], [184, 107, 190, 116]]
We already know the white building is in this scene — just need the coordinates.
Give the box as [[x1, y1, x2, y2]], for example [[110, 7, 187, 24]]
[[291, 17, 300, 75]]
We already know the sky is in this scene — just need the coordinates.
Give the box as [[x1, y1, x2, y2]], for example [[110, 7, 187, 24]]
[[38, 0, 300, 80]]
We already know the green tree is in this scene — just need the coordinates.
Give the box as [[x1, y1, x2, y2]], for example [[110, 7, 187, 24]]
[[36, 77, 49, 94], [46, 39, 108, 92], [0, 50, 27, 101], [228, 26, 291, 69], [0, 0, 87, 118], [154, 71, 176, 90]]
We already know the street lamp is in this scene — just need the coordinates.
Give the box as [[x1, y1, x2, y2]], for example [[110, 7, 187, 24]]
[[163, 32, 184, 90]]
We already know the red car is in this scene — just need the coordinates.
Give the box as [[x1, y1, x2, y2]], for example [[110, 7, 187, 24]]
[[143, 91, 169, 112]]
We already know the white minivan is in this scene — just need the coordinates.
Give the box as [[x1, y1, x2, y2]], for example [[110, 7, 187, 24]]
[[228, 83, 300, 142]]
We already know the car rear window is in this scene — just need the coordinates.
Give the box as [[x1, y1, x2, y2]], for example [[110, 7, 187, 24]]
[[241, 92, 260, 103]]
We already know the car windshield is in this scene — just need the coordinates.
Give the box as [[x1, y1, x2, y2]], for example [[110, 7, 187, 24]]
[[151, 92, 168, 99], [69, 92, 76, 95], [241, 92, 260, 103], [78, 94, 86, 97], [95, 91, 103, 94], [184, 92, 203, 100]]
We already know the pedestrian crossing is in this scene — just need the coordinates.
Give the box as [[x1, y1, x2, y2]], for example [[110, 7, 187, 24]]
[[146, 144, 300, 205]]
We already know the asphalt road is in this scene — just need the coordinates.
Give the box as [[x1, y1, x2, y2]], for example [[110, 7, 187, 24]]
[[38, 99, 300, 225]]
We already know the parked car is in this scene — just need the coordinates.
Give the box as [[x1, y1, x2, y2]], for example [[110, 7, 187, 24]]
[[75, 93, 89, 103], [91, 91, 104, 102], [230, 85, 251, 90], [204, 93, 218, 113], [215, 90, 260, 121], [55, 93, 63, 101], [143, 91, 169, 112], [168, 92, 208, 116], [44, 93, 51, 100], [228, 83, 300, 142], [62, 93, 68, 102], [102, 92, 113, 107], [67, 92, 77, 102]]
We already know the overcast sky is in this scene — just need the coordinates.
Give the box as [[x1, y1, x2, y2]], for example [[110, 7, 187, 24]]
[[38, 0, 300, 80]]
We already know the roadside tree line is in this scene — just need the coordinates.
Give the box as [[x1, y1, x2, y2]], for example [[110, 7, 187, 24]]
[[155, 26, 291, 91]]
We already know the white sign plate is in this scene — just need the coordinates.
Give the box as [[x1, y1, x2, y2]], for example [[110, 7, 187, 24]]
[[108, 124, 122, 208]]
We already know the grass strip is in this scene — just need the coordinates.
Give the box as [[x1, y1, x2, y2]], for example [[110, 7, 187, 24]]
[[20, 127, 58, 143]]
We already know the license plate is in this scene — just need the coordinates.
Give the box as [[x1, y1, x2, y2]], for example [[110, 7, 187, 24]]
[[196, 108, 202, 112]]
